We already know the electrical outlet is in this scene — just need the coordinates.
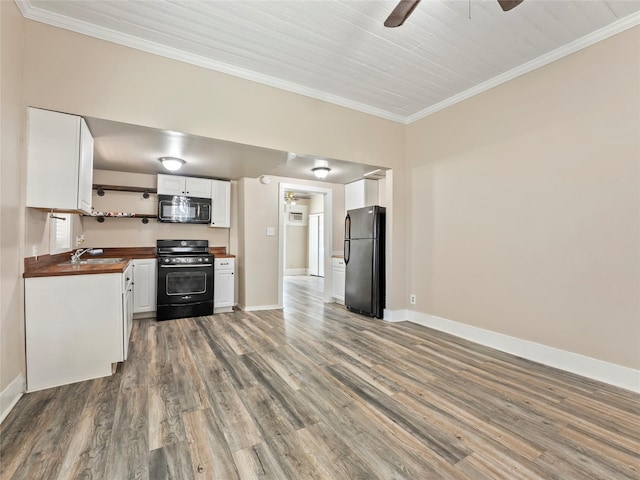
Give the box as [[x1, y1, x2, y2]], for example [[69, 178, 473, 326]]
[[410, 294, 416, 305], [32, 246, 38, 257]]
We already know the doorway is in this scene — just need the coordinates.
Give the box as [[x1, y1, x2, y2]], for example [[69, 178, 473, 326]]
[[278, 182, 333, 308]]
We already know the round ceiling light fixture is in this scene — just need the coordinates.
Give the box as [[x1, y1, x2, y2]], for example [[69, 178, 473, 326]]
[[159, 157, 185, 172], [311, 166, 331, 179]]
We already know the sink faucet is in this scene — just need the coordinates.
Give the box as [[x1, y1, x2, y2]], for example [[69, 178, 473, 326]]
[[70, 248, 104, 264]]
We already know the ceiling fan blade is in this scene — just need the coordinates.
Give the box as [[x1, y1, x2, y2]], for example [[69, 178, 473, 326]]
[[497, 0, 524, 11], [384, 0, 421, 28]]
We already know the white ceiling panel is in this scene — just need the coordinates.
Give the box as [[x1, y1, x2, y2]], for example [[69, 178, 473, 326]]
[[18, 0, 640, 123]]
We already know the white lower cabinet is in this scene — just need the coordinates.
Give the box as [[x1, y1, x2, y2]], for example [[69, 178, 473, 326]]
[[25, 271, 126, 392], [132, 258, 157, 316], [332, 257, 346, 304], [214, 258, 235, 313]]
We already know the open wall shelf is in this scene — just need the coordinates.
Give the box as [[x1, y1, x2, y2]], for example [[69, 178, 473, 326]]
[[89, 184, 157, 223], [83, 213, 157, 224], [93, 184, 157, 198]]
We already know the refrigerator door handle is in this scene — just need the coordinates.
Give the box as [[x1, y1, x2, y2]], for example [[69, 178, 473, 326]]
[[344, 213, 351, 264]]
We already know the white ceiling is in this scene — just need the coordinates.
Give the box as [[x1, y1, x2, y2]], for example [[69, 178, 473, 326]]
[[18, 0, 640, 123], [17, 0, 639, 183]]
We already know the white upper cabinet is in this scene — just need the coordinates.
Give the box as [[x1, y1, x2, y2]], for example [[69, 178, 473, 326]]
[[156, 174, 184, 196], [157, 175, 230, 226], [26, 107, 94, 214], [157, 174, 212, 198], [210, 179, 231, 228], [345, 179, 378, 212]]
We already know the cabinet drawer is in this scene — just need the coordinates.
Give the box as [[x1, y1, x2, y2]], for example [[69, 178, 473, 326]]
[[215, 258, 235, 270], [332, 257, 345, 269]]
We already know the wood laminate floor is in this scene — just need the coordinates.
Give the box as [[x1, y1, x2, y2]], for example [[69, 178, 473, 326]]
[[2, 275, 639, 479]]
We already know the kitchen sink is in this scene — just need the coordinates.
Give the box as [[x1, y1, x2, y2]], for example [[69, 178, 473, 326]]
[[60, 258, 125, 265]]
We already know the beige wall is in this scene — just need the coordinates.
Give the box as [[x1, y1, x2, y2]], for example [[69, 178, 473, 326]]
[[309, 193, 324, 214], [285, 199, 310, 271], [285, 226, 309, 271], [407, 27, 640, 369], [0, 1, 26, 393]]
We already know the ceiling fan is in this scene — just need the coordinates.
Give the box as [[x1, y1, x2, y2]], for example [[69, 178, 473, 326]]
[[384, 0, 524, 28]]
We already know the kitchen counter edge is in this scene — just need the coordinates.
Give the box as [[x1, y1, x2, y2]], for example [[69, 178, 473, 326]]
[[24, 247, 235, 278]]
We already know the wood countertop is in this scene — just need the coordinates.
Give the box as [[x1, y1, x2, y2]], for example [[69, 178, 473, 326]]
[[24, 258, 132, 278], [24, 246, 235, 278]]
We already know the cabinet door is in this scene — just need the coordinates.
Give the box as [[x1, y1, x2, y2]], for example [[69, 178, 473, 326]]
[[26, 107, 88, 211], [157, 174, 186, 195], [77, 118, 94, 214], [214, 269, 234, 308], [345, 181, 364, 212], [123, 286, 133, 360], [210, 180, 231, 228], [345, 179, 378, 212], [185, 177, 212, 198], [25, 274, 122, 391], [133, 259, 157, 313], [332, 258, 345, 303]]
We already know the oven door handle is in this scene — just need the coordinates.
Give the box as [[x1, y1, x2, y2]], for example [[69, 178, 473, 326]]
[[159, 264, 213, 268]]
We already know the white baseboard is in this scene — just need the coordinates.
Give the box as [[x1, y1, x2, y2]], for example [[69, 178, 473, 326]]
[[383, 309, 410, 322], [0, 373, 25, 424], [409, 311, 640, 393], [284, 268, 308, 276], [214, 306, 234, 314], [240, 304, 282, 312]]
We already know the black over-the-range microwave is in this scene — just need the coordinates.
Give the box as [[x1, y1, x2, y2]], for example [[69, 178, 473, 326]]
[[157, 194, 212, 224]]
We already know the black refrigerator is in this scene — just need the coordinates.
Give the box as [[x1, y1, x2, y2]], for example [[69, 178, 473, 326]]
[[344, 206, 385, 318]]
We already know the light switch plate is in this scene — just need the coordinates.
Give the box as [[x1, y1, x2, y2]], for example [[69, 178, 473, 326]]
[[266, 227, 275, 236]]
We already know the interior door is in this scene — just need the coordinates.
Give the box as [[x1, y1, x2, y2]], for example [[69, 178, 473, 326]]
[[308, 214, 319, 276], [308, 213, 324, 277], [318, 213, 324, 277]]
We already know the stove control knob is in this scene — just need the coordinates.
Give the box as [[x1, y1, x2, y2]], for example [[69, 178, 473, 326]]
[[164, 258, 170, 264], [198, 257, 203, 262]]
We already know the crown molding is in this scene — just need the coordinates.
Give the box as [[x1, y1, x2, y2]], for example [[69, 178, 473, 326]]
[[16, 1, 639, 126], [405, 11, 640, 124]]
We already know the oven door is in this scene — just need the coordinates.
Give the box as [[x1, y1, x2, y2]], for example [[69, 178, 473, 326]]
[[157, 264, 213, 306]]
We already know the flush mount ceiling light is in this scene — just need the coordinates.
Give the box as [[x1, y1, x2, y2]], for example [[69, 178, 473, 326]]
[[159, 157, 185, 172], [312, 166, 331, 179]]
